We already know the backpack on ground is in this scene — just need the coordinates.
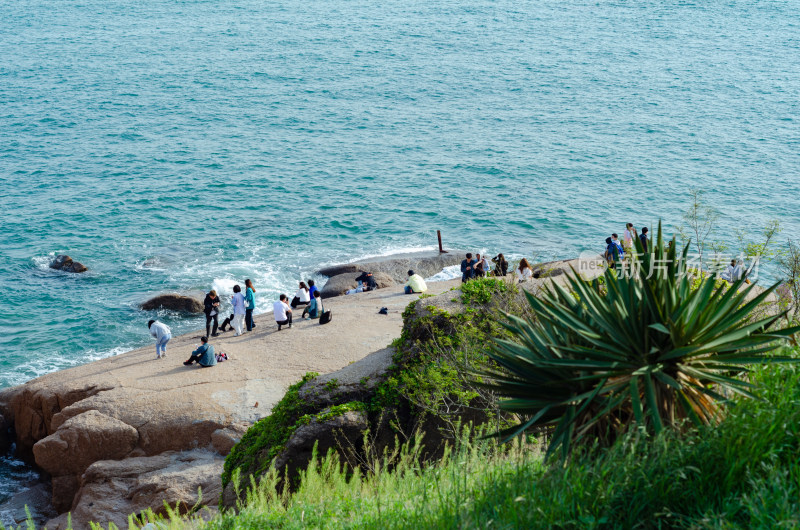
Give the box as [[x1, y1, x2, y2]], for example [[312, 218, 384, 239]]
[[319, 309, 332, 325]]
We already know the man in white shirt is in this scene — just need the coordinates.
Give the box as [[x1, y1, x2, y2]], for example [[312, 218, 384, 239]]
[[273, 294, 293, 330]]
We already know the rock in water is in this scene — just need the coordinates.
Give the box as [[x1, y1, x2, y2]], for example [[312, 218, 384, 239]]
[[49, 255, 88, 273], [317, 250, 464, 283], [140, 294, 204, 313], [321, 271, 395, 298]]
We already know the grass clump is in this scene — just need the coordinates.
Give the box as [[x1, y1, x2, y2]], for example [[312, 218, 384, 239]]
[[222, 372, 319, 490], [108, 358, 800, 530]]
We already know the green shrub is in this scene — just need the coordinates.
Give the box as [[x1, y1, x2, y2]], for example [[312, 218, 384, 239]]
[[222, 372, 319, 490], [481, 222, 800, 459]]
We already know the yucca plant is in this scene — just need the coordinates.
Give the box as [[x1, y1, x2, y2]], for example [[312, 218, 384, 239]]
[[480, 222, 800, 459]]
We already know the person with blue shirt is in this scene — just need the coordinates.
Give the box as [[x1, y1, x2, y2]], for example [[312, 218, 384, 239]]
[[183, 336, 217, 367], [612, 233, 625, 260], [244, 279, 256, 332], [308, 279, 320, 300], [605, 237, 620, 270], [303, 290, 323, 319]]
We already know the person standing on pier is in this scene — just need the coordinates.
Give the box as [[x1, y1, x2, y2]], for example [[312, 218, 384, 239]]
[[244, 279, 256, 332], [203, 290, 221, 337], [231, 285, 246, 336]]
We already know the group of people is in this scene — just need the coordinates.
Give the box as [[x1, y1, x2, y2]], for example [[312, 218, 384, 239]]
[[460, 252, 536, 284], [146, 277, 328, 366], [604, 224, 650, 269], [460, 253, 511, 282]]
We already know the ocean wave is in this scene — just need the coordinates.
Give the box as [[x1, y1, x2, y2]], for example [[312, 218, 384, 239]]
[[0, 346, 133, 389]]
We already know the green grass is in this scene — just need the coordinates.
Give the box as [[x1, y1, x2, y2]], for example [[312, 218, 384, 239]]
[[49, 349, 800, 530]]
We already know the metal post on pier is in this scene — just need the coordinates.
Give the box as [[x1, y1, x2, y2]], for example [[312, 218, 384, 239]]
[[437, 230, 447, 254]]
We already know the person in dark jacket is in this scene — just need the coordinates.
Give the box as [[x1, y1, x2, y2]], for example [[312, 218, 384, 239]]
[[203, 290, 221, 337], [604, 237, 619, 269], [461, 253, 476, 283], [492, 254, 509, 276], [244, 279, 256, 332], [183, 336, 217, 367], [355, 271, 378, 291], [639, 227, 649, 253]]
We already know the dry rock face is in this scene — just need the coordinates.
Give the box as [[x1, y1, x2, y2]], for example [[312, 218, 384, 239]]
[[321, 271, 395, 298], [34, 410, 138, 476], [49, 255, 88, 273], [45, 450, 224, 530], [140, 293, 204, 313], [318, 250, 464, 283]]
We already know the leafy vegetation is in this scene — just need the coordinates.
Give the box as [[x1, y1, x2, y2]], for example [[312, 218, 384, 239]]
[[480, 222, 799, 459], [57, 359, 800, 530], [221, 372, 319, 490]]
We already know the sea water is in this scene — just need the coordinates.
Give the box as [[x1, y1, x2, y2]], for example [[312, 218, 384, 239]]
[[1, 0, 799, 501]]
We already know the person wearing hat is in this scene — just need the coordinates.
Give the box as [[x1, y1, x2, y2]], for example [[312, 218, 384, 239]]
[[404, 270, 427, 294]]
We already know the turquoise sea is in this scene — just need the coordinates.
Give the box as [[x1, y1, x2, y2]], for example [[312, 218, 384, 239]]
[[1, 0, 799, 504]]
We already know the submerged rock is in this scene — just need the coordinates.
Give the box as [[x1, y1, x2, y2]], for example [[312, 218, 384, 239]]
[[49, 255, 88, 273], [140, 293, 203, 313]]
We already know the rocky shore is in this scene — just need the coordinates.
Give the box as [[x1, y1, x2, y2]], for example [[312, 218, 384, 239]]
[[0, 251, 466, 529]]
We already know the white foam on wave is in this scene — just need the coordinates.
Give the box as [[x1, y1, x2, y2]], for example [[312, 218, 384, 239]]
[[30, 253, 55, 271], [425, 264, 461, 282], [0, 345, 133, 389]]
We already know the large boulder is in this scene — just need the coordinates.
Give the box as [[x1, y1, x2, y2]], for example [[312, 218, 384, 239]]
[[140, 293, 203, 313], [33, 410, 139, 477], [45, 450, 224, 530], [33, 410, 139, 512], [320, 272, 395, 298], [318, 250, 464, 283], [49, 255, 88, 273]]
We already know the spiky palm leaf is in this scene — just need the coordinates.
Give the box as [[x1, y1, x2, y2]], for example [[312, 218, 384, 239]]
[[480, 222, 799, 459]]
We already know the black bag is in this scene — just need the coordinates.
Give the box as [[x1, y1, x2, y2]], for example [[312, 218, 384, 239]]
[[319, 309, 332, 325]]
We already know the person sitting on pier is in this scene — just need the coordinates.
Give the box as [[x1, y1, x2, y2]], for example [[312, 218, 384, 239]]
[[291, 282, 311, 308], [183, 336, 216, 367], [474, 254, 489, 278], [515, 258, 533, 282], [355, 271, 378, 291], [404, 270, 428, 294], [461, 253, 476, 282], [218, 313, 235, 332], [308, 279, 320, 300], [492, 253, 509, 276], [274, 294, 293, 330], [303, 291, 324, 319]]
